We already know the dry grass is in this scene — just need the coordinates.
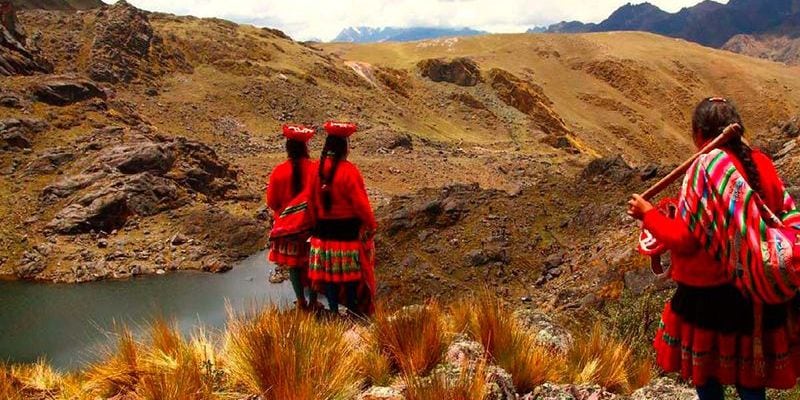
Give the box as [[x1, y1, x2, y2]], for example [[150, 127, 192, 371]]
[[452, 292, 565, 393], [404, 360, 489, 400], [355, 331, 393, 387], [223, 307, 361, 399], [566, 323, 652, 394], [373, 301, 448, 376], [0, 293, 659, 398], [0, 366, 23, 400], [81, 321, 220, 400]]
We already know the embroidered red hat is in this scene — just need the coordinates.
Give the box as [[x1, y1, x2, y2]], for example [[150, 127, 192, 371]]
[[323, 121, 357, 138], [282, 124, 315, 142]]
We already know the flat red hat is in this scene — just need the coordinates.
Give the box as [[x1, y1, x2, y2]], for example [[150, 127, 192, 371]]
[[323, 121, 357, 138], [282, 124, 315, 142]]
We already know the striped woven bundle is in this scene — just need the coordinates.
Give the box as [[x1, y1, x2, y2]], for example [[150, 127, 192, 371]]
[[679, 149, 800, 305]]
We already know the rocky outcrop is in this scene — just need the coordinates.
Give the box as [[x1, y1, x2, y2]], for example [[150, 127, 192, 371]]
[[417, 57, 481, 86], [44, 131, 237, 234], [0, 117, 48, 150], [30, 75, 107, 106], [580, 155, 636, 183], [0, 19, 52, 75], [630, 377, 697, 400], [488, 68, 570, 137], [87, 1, 191, 84]]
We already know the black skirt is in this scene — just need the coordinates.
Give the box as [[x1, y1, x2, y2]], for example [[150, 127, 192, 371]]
[[670, 283, 792, 335], [313, 218, 362, 241]]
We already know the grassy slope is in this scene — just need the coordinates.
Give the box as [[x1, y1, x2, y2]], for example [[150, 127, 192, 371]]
[[324, 32, 800, 163]]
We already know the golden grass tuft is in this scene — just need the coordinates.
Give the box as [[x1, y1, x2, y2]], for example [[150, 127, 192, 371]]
[[82, 320, 219, 400], [451, 292, 565, 394], [10, 359, 63, 395], [355, 330, 393, 387], [404, 360, 489, 400], [0, 366, 24, 400], [566, 323, 652, 394], [373, 301, 448, 376], [223, 307, 361, 399], [83, 326, 141, 397]]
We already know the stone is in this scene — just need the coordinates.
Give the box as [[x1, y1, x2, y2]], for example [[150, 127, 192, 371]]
[[170, 233, 188, 246], [484, 366, 516, 400], [358, 386, 405, 400], [444, 338, 484, 366], [631, 377, 698, 400], [638, 164, 659, 181], [417, 57, 481, 86], [515, 309, 573, 353], [0, 21, 53, 76], [145, 87, 159, 96], [87, 1, 191, 84], [581, 155, 636, 183], [30, 75, 107, 106], [94, 143, 176, 175], [97, 238, 109, 248]]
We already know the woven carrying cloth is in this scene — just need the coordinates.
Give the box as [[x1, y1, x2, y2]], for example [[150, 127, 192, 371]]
[[679, 149, 800, 305]]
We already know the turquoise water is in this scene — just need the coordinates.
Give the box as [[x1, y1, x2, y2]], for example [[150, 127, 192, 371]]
[[0, 251, 294, 370]]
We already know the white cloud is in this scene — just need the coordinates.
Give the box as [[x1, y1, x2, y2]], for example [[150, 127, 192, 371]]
[[105, 0, 729, 41]]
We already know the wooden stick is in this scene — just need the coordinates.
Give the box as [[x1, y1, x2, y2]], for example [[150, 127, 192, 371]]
[[641, 123, 743, 200]]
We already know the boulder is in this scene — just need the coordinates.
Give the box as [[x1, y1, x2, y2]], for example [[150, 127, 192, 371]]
[[94, 143, 176, 175], [0, 90, 26, 108], [88, 1, 191, 84], [444, 338, 484, 366], [47, 173, 180, 234], [581, 155, 636, 183], [514, 309, 573, 353], [30, 76, 106, 106], [358, 387, 405, 400], [1, 118, 48, 150], [523, 383, 617, 400], [631, 377, 697, 400], [417, 57, 481, 86], [0, 22, 53, 76]]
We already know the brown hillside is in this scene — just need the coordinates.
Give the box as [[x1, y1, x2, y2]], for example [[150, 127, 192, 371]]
[[2, 2, 800, 310]]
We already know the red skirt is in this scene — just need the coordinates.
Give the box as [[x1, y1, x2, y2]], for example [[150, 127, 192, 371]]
[[308, 238, 362, 283], [654, 302, 800, 389], [268, 237, 310, 268]]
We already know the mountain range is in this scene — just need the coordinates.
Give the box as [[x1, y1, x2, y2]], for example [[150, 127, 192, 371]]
[[534, 0, 800, 64], [332, 26, 486, 43]]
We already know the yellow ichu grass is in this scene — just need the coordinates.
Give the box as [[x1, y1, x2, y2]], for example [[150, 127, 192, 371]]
[[82, 320, 219, 400], [404, 359, 489, 400], [354, 330, 393, 387], [452, 291, 565, 394], [223, 306, 362, 400], [566, 323, 652, 394], [373, 301, 448, 376], [0, 365, 24, 400], [0, 293, 657, 398]]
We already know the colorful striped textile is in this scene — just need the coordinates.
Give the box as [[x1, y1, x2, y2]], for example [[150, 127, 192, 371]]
[[679, 149, 800, 305]]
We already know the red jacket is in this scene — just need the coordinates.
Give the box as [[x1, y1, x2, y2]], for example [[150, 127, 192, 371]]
[[266, 159, 317, 220], [309, 158, 377, 232], [643, 149, 786, 287]]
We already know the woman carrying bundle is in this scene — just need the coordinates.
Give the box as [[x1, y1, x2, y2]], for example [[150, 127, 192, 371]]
[[627, 98, 800, 400], [266, 124, 319, 311], [308, 121, 377, 317]]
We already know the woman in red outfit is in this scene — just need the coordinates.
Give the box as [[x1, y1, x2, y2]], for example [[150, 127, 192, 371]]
[[267, 124, 318, 310], [308, 121, 377, 316], [628, 98, 800, 400]]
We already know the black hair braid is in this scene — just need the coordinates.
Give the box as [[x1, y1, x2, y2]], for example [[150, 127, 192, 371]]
[[286, 139, 309, 196], [318, 136, 348, 211], [691, 97, 762, 198], [728, 138, 762, 197]]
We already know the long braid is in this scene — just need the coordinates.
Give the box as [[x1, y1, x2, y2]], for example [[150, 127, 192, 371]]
[[318, 136, 348, 211], [286, 139, 309, 196]]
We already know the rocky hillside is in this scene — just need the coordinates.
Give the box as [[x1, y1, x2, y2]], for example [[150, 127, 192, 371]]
[[538, 0, 800, 65], [2, 0, 800, 314]]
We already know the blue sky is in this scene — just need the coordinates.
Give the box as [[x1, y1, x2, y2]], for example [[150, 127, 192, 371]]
[[105, 0, 728, 41]]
